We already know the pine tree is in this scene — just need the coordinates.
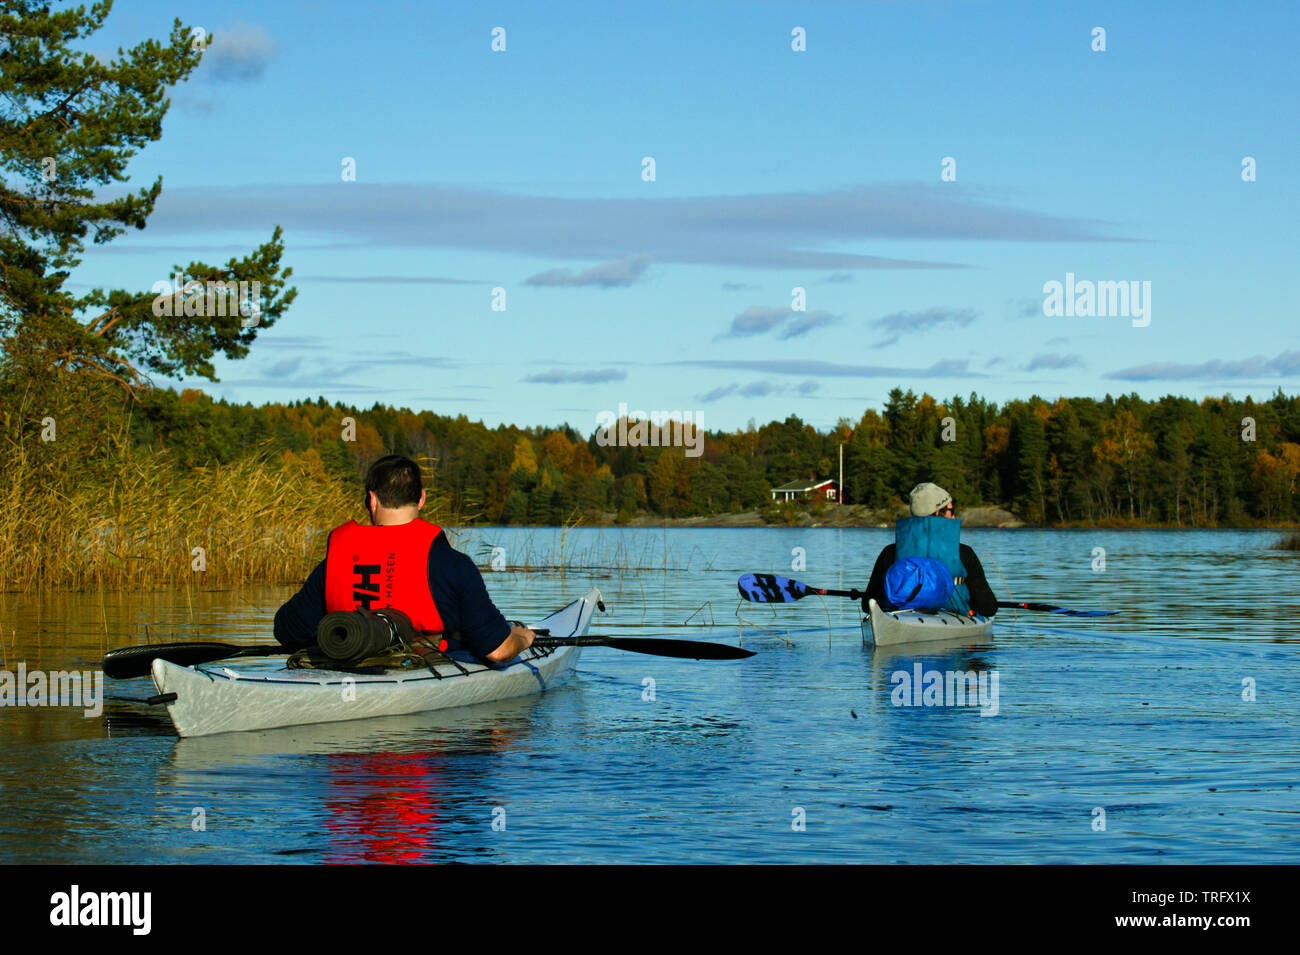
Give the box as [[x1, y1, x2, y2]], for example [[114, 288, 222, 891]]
[[0, 1, 296, 395]]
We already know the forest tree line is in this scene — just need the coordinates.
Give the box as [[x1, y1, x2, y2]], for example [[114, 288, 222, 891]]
[[126, 386, 1300, 527]]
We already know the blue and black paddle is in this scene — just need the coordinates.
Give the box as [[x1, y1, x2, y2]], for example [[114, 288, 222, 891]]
[[737, 572, 1120, 617]]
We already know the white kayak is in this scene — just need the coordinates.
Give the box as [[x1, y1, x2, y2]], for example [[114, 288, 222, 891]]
[[152, 588, 603, 738], [861, 597, 993, 647]]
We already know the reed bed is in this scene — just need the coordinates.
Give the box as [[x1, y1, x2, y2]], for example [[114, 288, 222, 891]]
[[455, 525, 718, 574], [0, 446, 372, 592], [1271, 531, 1300, 551]]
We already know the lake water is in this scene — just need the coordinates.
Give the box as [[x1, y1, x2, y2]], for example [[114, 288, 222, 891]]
[[1, 527, 1297, 863]]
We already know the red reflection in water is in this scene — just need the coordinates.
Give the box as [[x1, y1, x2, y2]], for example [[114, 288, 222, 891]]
[[322, 752, 445, 863], [321, 727, 517, 863]]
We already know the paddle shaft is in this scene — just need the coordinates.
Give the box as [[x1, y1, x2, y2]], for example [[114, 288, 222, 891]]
[[994, 601, 1119, 616], [532, 635, 753, 659], [104, 630, 752, 677], [737, 572, 1117, 616]]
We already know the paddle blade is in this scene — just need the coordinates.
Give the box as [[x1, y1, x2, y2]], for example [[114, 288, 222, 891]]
[[102, 642, 286, 679], [605, 637, 755, 660], [102, 642, 245, 679], [737, 573, 812, 603]]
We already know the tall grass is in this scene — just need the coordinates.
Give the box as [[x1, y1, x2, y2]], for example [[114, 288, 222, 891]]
[[455, 524, 718, 573], [0, 443, 385, 592], [1272, 532, 1300, 551], [0, 367, 473, 591]]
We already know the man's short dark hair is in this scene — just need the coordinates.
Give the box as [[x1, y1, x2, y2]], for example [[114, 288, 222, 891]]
[[365, 455, 423, 509]]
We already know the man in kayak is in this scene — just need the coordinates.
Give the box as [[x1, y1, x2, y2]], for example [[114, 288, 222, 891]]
[[274, 454, 535, 663], [863, 482, 998, 617]]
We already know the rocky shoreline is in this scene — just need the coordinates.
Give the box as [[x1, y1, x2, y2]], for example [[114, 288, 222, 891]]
[[606, 505, 1027, 529]]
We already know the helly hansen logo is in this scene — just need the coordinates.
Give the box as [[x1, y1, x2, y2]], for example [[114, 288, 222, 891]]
[[352, 562, 381, 609]]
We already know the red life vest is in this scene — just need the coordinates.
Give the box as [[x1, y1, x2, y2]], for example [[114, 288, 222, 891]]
[[323, 518, 446, 634]]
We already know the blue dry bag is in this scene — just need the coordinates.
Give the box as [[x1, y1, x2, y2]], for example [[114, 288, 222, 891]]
[[883, 557, 955, 611]]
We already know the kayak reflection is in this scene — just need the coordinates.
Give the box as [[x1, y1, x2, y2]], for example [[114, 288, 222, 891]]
[[863, 634, 998, 719]]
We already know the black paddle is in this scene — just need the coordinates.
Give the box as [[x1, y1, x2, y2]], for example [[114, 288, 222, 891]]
[[532, 636, 753, 660], [103, 631, 753, 677], [737, 572, 1119, 617], [103, 642, 287, 679], [991, 600, 1120, 617]]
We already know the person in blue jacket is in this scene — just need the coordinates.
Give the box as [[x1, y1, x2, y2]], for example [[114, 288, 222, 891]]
[[864, 482, 998, 616]]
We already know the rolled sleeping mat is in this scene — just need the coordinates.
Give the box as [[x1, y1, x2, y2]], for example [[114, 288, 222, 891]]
[[316, 610, 394, 662]]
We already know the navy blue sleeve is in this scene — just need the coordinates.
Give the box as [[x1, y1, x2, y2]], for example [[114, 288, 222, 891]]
[[273, 559, 327, 648], [427, 535, 511, 660], [864, 544, 896, 609], [959, 544, 999, 617]]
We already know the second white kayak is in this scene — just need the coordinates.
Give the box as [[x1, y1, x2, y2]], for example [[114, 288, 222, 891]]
[[861, 597, 993, 647]]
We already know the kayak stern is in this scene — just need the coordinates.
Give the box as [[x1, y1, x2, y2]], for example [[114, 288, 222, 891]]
[[862, 597, 994, 647]]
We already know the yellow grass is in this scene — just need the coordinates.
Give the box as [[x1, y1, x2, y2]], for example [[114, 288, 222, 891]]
[[0, 443, 384, 592]]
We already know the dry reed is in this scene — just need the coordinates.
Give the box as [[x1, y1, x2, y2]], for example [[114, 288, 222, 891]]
[[0, 445, 375, 592], [1272, 531, 1300, 551]]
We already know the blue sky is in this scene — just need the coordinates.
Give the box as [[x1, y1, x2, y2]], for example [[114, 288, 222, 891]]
[[71, 0, 1299, 432]]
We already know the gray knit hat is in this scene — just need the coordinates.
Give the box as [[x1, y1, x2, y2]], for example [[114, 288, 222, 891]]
[[909, 482, 953, 517]]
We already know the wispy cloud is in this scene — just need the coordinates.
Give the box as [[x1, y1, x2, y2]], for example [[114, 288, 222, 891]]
[[251, 334, 331, 351], [717, 306, 838, 340], [678, 358, 985, 379], [214, 380, 389, 395], [136, 183, 1120, 272], [524, 255, 651, 288], [697, 378, 823, 402], [523, 368, 628, 384], [1026, 352, 1084, 371], [336, 356, 457, 372], [1010, 297, 1044, 319], [213, 354, 457, 391], [699, 384, 739, 402], [870, 307, 978, 347], [204, 23, 275, 82], [781, 312, 839, 339], [217, 353, 457, 388], [408, 395, 488, 403], [298, 274, 482, 285], [267, 357, 302, 377], [1108, 350, 1300, 381], [717, 306, 791, 339]]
